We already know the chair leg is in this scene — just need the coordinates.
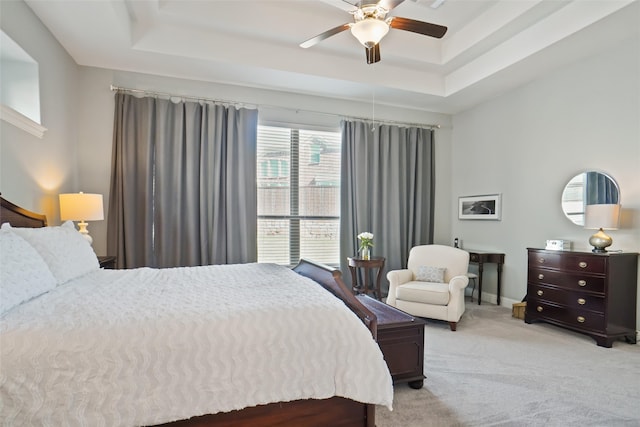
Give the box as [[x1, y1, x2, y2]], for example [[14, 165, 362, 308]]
[[448, 321, 457, 331]]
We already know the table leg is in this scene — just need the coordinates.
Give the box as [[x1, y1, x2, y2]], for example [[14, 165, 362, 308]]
[[350, 267, 358, 294], [374, 263, 384, 300], [477, 262, 484, 305], [496, 262, 503, 306], [363, 269, 371, 296]]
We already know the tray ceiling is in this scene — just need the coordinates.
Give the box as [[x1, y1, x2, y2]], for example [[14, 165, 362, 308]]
[[24, 0, 639, 113]]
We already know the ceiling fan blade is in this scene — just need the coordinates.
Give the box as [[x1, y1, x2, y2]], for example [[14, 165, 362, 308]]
[[389, 16, 447, 38], [300, 23, 351, 48], [378, 0, 406, 11], [365, 44, 381, 64]]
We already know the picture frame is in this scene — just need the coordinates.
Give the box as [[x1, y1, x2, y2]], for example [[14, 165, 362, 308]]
[[458, 194, 502, 220]]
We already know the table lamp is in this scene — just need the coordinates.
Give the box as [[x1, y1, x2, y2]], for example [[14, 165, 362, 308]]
[[59, 192, 104, 245], [584, 203, 620, 253]]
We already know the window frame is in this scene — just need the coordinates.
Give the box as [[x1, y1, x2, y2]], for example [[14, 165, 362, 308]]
[[257, 124, 341, 266]]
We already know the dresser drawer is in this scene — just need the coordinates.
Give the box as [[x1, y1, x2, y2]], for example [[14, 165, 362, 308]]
[[527, 298, 605, 332], [528, 284, 605, 313], [528, 252, 606, 274], [527, 269, 605, 294]]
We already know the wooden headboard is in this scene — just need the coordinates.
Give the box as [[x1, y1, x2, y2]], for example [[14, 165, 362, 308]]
[[0, 196, 47, 228]]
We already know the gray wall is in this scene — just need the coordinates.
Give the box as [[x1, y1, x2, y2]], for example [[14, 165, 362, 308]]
[[452, 36, 640, 317], [1, 0, 80, 222], [2, 0, 638, 331]]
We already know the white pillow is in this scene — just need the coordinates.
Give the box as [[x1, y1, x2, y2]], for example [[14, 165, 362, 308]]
[[2, 221, 99, 285], [0, 228, 57, 315], [416, 265, 446, 283]]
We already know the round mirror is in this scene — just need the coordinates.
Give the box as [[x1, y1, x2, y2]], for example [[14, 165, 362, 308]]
[[561, 171, 619, 226]]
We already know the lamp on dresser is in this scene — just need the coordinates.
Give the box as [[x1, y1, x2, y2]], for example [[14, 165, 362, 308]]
[[584, 204, 620, 253], [59, 192, 104, 245]]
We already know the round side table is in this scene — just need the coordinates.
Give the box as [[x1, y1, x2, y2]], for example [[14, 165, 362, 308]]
[[347, 256, 386, 300]]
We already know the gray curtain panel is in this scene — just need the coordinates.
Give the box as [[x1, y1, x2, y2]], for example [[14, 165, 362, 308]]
[[340, 120, 435, 291], [108, 92, 258, 268]]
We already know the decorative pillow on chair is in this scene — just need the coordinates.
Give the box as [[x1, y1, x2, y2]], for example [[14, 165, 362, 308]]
[[2, 221, 99, 285], [0, 228, 57, 315], [416, 265, 446, 283]]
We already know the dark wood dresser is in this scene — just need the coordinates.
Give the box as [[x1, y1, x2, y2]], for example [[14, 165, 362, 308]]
[[357, 295, 425, 389], [525, 248, 638, 347]]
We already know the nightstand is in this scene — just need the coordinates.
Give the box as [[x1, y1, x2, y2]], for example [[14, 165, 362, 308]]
[[347, 256, 386, 300], [98, 255, 116, 269]]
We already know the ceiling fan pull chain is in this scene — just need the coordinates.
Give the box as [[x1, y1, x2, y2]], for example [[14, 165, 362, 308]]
[[371, 61, 377, 133], [371, 84, 376, 132]]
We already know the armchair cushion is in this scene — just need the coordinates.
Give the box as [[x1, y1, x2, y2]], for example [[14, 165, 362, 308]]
[[396, 281, 450, 306], [416, 265, 446, 283]]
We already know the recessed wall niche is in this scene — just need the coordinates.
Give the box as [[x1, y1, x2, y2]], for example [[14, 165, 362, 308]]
[[0, 31, 47, 138]]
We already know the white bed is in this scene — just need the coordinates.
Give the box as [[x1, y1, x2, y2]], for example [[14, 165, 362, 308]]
[[0, 197, 393, 426]]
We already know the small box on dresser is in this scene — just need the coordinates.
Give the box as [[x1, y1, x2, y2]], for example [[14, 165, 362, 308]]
[[525, 248, 638, 348]]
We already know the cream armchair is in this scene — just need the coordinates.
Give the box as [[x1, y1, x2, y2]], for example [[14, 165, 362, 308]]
[[386, 245, 470, 331]]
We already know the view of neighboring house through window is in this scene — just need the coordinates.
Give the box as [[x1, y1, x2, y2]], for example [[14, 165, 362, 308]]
[[257, 125, 341, 266]]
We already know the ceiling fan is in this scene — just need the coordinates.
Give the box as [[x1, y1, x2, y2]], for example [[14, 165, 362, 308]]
[[300, 0, 447, 64]]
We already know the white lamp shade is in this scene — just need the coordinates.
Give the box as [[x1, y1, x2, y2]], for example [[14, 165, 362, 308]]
[[584, 204, 620, 230], [350, 18, 389, 47], [59, 193, 104, 221]]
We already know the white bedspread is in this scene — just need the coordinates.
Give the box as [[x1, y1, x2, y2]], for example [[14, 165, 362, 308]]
[[0, 263, 393, 426]]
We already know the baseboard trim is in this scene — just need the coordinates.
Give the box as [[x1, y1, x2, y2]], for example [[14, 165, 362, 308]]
[[471, 291, 520, 308]]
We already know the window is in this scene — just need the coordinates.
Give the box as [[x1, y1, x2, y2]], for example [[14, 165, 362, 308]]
[[257, 125, 341, 266]]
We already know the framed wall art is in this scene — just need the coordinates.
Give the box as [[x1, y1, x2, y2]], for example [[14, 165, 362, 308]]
[[458, 194, 502, 220]]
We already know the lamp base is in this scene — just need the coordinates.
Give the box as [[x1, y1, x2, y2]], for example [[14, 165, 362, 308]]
[[589, 228, 612, 253], [77, 221, 93, 245]]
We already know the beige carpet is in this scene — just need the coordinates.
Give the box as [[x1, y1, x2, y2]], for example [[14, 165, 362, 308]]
[[376, 303, 640, 427]]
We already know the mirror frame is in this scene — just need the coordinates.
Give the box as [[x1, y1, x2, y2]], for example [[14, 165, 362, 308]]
[[561, 171, 620, 226]]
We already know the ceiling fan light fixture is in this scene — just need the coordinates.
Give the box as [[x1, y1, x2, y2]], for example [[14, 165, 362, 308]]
[[350, 18, 389, 47]]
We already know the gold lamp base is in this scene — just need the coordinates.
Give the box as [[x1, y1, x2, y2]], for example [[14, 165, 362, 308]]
[[589, 228, 612, 253]]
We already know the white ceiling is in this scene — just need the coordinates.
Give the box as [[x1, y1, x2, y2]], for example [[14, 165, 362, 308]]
[[24, 0, 640, 114]]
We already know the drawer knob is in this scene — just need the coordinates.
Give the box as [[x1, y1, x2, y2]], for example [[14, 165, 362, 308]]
[[538, 258, 545, 264], [579, 261, 587, 268], [577, 316, 585, 323], [578, 280, 587, 287], [577, 298, 586, 305], [538, 274, 544, 280], [537, 290, 543, 296], [537, 306, 543, 312]]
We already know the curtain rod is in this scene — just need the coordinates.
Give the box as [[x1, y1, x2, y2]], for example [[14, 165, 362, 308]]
[[260, 104, 440, 130], [110, 85, 257, 109], [110, 85, 441, 130]]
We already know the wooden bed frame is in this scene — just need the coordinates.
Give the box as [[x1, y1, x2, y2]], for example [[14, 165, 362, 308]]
[[0, 196, 380, 427]]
